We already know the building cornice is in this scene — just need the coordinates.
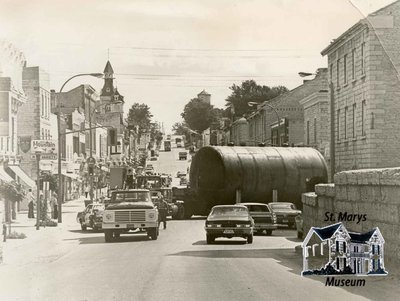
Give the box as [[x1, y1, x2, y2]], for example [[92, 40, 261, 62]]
[[299, 91, 329, 109]]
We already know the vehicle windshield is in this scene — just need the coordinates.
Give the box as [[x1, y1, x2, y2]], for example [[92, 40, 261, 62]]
[[270, 203, 296, 210], [246, 205, 270, 212], [111, 192, 151, 203], [210, 206, 248, 217]]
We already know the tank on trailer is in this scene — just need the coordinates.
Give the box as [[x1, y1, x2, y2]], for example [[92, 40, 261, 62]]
[[189, 146, 328, 211]]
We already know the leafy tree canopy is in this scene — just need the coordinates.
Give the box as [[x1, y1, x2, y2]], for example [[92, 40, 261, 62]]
[[127, 103, 153, 131], [181, 98, 216, 132], [225, 80, 288, 118]]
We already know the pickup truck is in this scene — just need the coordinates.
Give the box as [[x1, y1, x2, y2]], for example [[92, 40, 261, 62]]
[[102, 189, 159, 242], [77, 203, 105, 231]]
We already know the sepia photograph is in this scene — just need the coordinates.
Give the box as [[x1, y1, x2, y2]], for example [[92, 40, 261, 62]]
[[1, 0, 400, 300]]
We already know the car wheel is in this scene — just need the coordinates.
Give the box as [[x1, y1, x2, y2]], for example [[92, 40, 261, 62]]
[[265, 230, 272, 236], [206, 234, 214, 244], [114, 232, 120, 238], [104, 230, 114, 242], [247, 234, 253, 244], [80, 221, 87, 231]]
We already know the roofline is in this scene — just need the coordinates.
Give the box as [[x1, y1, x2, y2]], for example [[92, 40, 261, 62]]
[[321, 21, 368, 56]]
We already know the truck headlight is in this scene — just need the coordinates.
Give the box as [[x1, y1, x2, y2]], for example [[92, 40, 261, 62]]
[[103, 211, 115, 222], [148, 212, 155, 219]]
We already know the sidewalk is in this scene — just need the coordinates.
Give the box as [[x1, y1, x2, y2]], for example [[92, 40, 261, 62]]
[[1, 197, 86, 266]]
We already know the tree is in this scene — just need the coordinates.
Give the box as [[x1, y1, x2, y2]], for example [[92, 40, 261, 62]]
[[225, 80, 288, 118], [181, 98, 216, 132], [127, 103, 153, 133]]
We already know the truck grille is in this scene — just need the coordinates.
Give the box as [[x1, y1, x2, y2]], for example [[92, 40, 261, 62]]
[[115, 211, 146, 223]]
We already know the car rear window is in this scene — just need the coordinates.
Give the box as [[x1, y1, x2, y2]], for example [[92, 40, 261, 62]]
[[210, 206, 248, 216], [247, 205, 270, 212], [270, 203, 296, 210]]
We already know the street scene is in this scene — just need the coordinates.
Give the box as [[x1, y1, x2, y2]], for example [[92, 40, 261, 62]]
[[1, 0, 400, 300]]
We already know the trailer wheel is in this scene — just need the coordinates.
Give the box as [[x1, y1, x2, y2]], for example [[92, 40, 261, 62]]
[[104, 230, 114, 243], [206, 234, 214, 244], [247, 234, 253, 244]]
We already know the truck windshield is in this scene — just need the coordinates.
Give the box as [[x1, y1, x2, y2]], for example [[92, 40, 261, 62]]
[[112, 192, 151, 203]]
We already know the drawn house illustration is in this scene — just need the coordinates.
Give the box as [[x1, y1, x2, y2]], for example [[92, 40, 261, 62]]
[[302, 223, 387, 276]]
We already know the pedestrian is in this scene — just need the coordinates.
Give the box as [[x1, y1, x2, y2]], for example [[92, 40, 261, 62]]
[[157, 194, 168, 230], [28, 189, 35, 219], [51, 192, 58, 219], [85, 185, 89, 198]]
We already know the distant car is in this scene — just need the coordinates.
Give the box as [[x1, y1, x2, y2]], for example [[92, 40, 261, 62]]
[[150, 156, 157, 161], [268, 202, 301, 228], [179, 177, 188, 186], [205, 205, 254, 244], [145, 164, 154, 173], [76, 203, 105, 231], [188, 146, 196, 154], [239, 203, 277, 235], [178, 151, 187, 160], [177, 142, 183, 148], [176, 171, 186, 178]]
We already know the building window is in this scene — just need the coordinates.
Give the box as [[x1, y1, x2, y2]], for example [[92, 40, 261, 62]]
[[330, 63, 333, 83], [314, 118, 317, 144], [337, 109, 340, 141], [361, 42, 366, 75], [41, 95, 44, 117], [362, 100, 366, 136], [343, 54, 347, 84], [306, 121, 310, 145], [336, 59, 340, 87], [11, 117, 15, 152], [344, 106, 348, 139], [352, 103, 356, 138], [352, 49, 356, 79]]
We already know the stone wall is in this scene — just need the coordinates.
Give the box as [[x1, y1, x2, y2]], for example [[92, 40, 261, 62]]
[[302, 167, 400, 263]]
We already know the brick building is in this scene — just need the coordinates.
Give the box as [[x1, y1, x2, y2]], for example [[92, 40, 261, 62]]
[[18, 65, 53, 180], [321, 0, 400, 172], [246, 68, 328, 146]]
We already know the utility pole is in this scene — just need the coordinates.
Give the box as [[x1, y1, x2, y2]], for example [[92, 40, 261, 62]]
[[89, 97, 94, 203], [36, 152, 41, 230]]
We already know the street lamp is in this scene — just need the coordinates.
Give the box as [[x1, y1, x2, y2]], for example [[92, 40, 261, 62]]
[[57, 73, 103, 223], [299, 71, 334, 182], [248, 101, 282, 146]]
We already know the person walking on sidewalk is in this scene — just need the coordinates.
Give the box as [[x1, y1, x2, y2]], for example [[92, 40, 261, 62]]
[[51, 192, 58, 219], [84, 185, 89, 198], [28, 189, 35, 219]]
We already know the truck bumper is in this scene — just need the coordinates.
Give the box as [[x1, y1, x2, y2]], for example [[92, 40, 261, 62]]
[[102, 222, 158, 229]]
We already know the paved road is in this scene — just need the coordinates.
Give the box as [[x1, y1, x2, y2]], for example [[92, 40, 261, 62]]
[[1, 148, 398, 301]]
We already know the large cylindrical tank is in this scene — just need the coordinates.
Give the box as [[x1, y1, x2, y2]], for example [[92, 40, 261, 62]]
[[189, 146, 328, 211]]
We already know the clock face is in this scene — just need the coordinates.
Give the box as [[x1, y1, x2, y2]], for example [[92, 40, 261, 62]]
[[106, 87, 111, 92]]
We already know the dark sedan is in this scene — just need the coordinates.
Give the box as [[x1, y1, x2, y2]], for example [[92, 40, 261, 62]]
[[268, 202, 301, 228], [205, 205, 254, 244], [240, 203, 277, 235]]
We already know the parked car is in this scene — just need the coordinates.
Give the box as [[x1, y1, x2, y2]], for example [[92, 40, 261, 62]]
[[268, 202, 301, 228], [205, 205, 254, 244], [150, 156, 157, 161], [76, 203, 105, 231], [145, 164, 154, 173], [176, 171, 186, 178], [239, 203, 277, 235]]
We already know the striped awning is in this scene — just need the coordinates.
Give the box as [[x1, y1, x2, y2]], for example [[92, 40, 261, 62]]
[[8, 165, 36, 188], [0, 166, 13, 182]]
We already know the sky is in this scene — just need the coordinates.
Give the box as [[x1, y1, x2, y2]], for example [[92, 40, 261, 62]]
[[0, 0, 395, 132]]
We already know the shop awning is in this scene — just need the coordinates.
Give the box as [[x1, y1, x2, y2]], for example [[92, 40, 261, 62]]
[[62, 172, 81, 181], [8, 165, 36, 188], [0, 166, 13, 182]]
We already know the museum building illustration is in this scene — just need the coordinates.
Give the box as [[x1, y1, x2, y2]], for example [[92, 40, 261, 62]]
[[301, 223, 387, 276]]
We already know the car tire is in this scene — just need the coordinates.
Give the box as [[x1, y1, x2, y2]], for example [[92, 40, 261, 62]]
[[104, 230, 114, 242], [80, 221, 87, 231], [265, 230, 272, 236], [247, 234, 253, 244], [206, 234, 214, 244]]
